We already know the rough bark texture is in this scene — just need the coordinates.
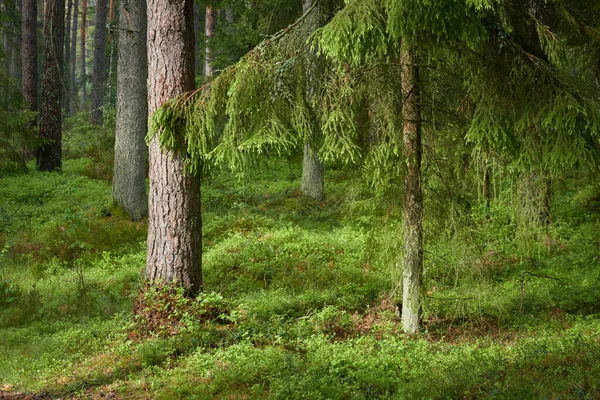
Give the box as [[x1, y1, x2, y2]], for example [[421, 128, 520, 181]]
[[22, 0, 38, 117], [300, 0, 325, 201], [80, 0, 87, 107], [400, 44, 423, 334], [203, 6, 214, 77], [146, 0, 202, 296], [90, 0, 108, 124], [37, 0, 65, 171], [113, 0, 148, 221], [69, 0, 79, 115]]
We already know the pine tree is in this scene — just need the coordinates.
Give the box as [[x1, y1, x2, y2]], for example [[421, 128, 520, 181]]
[[90, 0, 108, 124], [37, 0, 65, 171], [146, 0, 202, 295], [113, 0, 148, 221]]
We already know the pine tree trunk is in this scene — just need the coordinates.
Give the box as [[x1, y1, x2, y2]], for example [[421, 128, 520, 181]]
[[64, 0, 72, 112], [69, 0, 79, 115], [13, 0, 21, 86], [90, 0, 108, 124], [22, 0, 38, 120], [146, 0, 202, 296], [203, 5, 214, 77], [80, 0, 87, 107], [400, 43, 423, 334], [113, 0, 148, 221], [300, 0, 324, 201], [37, 0, 65, 171], [483, 164, 491, 217]]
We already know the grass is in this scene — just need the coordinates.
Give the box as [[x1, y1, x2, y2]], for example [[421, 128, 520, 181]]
[[1, 151, 600, 399]]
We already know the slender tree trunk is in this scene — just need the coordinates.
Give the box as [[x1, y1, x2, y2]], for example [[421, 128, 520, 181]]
[[69, 0, 79, 115], [63, 0, 72, 111], [37, 0, 65, 171], [22, 0, 38, 120], [113, 0, 148, 221], [80, 0, 87, 107], [203, 5, 214, 77], [90, 0, 108, 124], [146, 0, 202, 295], [13, 0, 21, 86], [483, 163, 491, 217], [300, 0, 325, 201], [193, 3, 199, 77], [400, 43, 423, 334]]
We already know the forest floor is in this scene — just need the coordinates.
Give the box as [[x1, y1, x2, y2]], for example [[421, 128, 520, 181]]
[[1, 145, 600, 398]]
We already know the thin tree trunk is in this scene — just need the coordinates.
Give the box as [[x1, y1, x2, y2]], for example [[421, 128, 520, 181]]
[[203, 5, 214, 77], [22, 0, 38, 120], [37, 0, 65, 171], [300, 0, 324, 201], [13, 0, 21, 86], [193, 3, 199, 77], [113, 0, 148, 221], [69, 0, 79, 115], [146, 0, 202, 296], [483, 163, 491, 217], [90, 0, 108, 124], [64, 0, 72, 111], [400, 43, 423, 334], [80, 0, 87, 107]]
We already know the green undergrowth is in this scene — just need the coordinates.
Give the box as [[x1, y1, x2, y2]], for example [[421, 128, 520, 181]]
[[1, 157, 600, 399]]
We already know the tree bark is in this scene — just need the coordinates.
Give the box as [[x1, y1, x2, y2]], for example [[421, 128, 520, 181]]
[[22, 0, 38, 120], [80, 0, 87, 107], [113, 0, 148, 221], [203, 5, 214, 77], [69, 0, 79, 115], [146, 0, 202, 296], [400, 43, 423, 334], [483, 163, 491, 215], [90, 0, 108, 124], [64, 0, 73, 112], [300, 0, 324, 201], [37, 0, 65, 171]]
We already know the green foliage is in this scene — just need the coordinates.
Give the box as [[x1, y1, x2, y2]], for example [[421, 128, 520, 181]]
[[63, 113, 115, 180], [2, 152, 600, 398]]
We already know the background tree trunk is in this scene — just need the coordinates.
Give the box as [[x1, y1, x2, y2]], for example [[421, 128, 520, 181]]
[[37, 0, 65, 171], [63, 0, 72, 112], [80, 0, 87, 107], [146, 0, 202, 296], [113, 0, 148, 221], [300, 0, 324, 201], [69, 0, 79, 115], [90, 0, 108, 124], [204, 5, 214, 77], [400, 43, 423, 334], [22, 0, 38, 121]]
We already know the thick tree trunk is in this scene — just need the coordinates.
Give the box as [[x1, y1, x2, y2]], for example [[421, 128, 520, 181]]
[[37, 0, 65, 171], [203, 5, 214, 77], [302, 144, 324, 200], [90, 0, 108, 124], [69, 0, 79, 115], [400, 43, 423, 334], [146, 0, 202, 296], [22, 0, 38, 119], [80, 0, 87, 107], [113, 0, 148, 221], [300, 0, 325, 201]]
